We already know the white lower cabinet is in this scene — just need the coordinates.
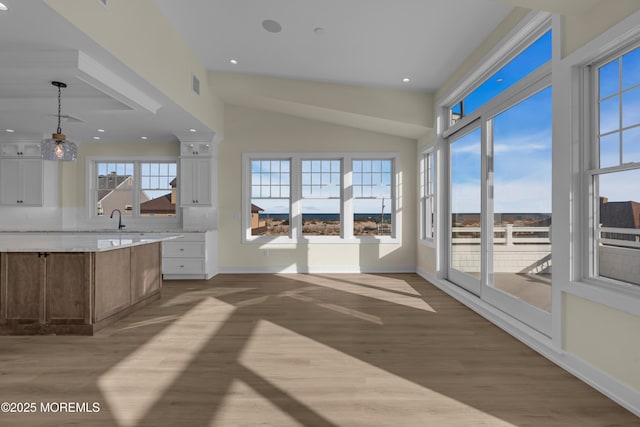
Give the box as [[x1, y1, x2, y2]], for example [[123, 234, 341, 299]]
[[162, 231, 217, 280]]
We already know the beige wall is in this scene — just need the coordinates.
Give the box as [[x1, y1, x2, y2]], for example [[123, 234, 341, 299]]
[[562, 0, 640, 56], [564, 294, 640, 390], [44, 0, 223, 134], [219, 104, 417, 272], [210, 72, 433, 138]]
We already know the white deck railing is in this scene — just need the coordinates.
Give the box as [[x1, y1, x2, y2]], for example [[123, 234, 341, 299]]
[[451, 225, 640, 249], [600, 226, 640, 249], [452, 224, 550, 245]]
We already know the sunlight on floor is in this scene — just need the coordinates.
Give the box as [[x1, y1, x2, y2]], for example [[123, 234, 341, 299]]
[[98, 298, 236, 427], [288, 274, 437, 313], [210, 379, 304, 427], [237, 320, 515, 426]]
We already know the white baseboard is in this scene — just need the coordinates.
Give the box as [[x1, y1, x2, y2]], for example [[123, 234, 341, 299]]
[[218, 265, 416, 274], [416, 267, 640, 418]]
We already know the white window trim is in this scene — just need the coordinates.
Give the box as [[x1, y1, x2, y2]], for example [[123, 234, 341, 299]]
[[558, 9, 640, 317], [440, 11, 552, 135], [85, 155, 181, 229], [419, 147, 436, 247], [242, 152, 400, 245]]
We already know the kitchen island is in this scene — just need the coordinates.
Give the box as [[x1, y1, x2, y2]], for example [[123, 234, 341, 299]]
[[0, 233, 179, 335]]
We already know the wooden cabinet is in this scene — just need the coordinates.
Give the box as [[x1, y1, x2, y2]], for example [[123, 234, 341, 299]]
[[162, 231, 217, 279], [0, 158, 43, 206], [179, 157, 212, 206], [0, 243, 162, 335]]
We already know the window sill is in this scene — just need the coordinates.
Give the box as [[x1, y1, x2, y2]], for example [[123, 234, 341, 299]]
[[244, 236, 401, 245], [419, 238, 436, 248], [566, 278, 640, 318]]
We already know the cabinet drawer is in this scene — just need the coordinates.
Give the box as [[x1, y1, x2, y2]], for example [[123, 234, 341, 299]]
[[163, 242, 204, 258], [162, 259, 205, 274]]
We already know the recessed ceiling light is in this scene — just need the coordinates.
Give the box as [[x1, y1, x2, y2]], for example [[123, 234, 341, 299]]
[[262, 19, 282, 33], [93, 136, 100, 140], [189, 128, 197, 133], [402, 78, 411, 83], [5, 129, 14, 133], [140, 136, 148, 140], [0, 3, 8, 11], [230, 59, 238, 65], [97, 128, 105, 132]]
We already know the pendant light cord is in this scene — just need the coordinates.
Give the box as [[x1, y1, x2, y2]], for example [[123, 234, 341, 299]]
[[57, 84, 62, 135]]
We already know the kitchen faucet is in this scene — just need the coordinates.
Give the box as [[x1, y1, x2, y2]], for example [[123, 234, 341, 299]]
[[110, 209, 125, 230]]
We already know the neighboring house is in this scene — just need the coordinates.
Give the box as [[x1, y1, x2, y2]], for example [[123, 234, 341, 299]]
[[97, 174, 149, 215], [251, 203, 265, 230], [140, 178, 177, 216], [600, 197, 640, 228]]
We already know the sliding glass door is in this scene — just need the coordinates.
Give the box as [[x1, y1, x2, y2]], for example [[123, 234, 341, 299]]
[[448, 125, 483, 295]]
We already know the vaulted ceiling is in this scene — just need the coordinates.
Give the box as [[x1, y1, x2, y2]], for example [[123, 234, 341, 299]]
[[0, 0, 604, 143]]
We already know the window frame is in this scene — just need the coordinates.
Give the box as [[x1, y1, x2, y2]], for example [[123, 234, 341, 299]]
[[582, 41, 640, 297], [420, 148, 436, 246], [242, 152, 399, 244], [86, 156, 181, 229]]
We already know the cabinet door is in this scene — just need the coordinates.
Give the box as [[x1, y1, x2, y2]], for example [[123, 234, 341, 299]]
[[19, 159, 43, 206], [180, 158, 196, 206], [0, 144, 20, 157], [0, 253, 44, 323], [180, 158, 212, 206], [0, 159, 20, 204], [46, 253, 90, 323], [194, 157, 212, 205]]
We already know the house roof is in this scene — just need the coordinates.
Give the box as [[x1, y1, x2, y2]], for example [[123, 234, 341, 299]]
[[140, 193, 175, 214], [98, 175, 132, 201], [251, 203, 264, 213], [600, 200, 640, 228]]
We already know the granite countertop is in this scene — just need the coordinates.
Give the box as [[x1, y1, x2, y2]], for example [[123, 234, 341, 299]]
[[0, 232, 182, 253]]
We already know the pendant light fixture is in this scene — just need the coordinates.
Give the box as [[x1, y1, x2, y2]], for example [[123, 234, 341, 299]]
[[41, 81, 78, 161]]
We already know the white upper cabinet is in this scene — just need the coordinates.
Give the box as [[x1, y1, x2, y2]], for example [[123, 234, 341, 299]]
[[179, 157, 212, 206], [180, 142, 213, 157], [0, 158, 43, 206], [1, 142, 42, 158]]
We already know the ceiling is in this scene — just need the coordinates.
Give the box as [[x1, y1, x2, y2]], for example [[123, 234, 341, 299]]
[[0, 1, 608, 145], [0, 0, 207, 144], [154, 0, 514, 92]]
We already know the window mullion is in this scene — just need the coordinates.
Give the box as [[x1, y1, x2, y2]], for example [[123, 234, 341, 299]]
[[343, 157, 353, 239]]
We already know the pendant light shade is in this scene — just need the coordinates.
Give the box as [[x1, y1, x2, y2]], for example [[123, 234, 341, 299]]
[[41, 81, 77, 161]]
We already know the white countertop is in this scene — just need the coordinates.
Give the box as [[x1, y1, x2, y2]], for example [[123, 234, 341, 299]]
[[0, 232, 182, 252]]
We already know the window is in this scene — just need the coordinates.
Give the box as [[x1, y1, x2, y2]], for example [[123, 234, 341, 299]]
[[94, 160, 177, 218], [243, 153, 398, 242], [353, 159, 392, 236], [302, 159, 341, 236], [450, 30, 552, 125], [420, 151, 435, 241], [250, 159, 291, 236], [590, 44, 640, 287], [441, 17, 553, 331]]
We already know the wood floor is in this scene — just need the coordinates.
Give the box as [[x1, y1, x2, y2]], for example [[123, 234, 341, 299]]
[[0, 273, 637, 426]]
